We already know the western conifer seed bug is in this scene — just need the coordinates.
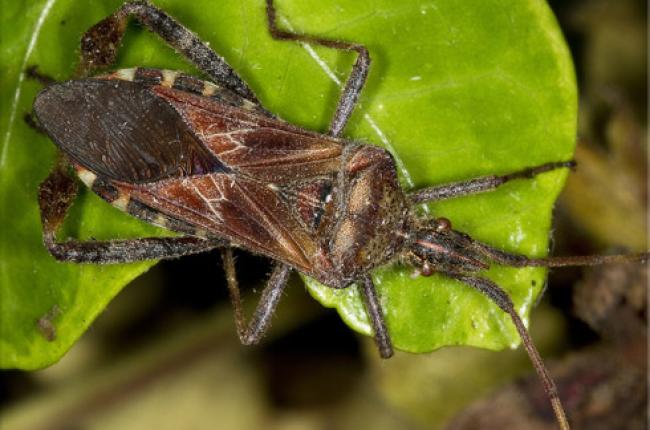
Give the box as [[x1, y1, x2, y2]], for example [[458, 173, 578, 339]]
[[32, 1, 648, 428]]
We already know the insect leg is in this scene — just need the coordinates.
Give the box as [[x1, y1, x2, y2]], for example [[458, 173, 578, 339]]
[[359, 275, 394, 358], [39, 158, 226, 263], [447, 273, 570, 430], [77, 0, 257, 102], [265, 0, 370, 137], [25, 65, 56, 86], [221, 249, 291, 345], [24, 112, 47, 135], [408, 160, 576, 204]]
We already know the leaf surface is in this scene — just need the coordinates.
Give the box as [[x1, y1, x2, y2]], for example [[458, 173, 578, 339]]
[[0, 0, 575, 368]]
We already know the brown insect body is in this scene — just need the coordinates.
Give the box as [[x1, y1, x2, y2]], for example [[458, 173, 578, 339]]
[[32, 3, 648, 429], [34, 68, 410, 289]]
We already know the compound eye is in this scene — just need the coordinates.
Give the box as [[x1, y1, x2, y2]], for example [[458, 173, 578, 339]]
[[420, 262, 433, 277], [434, 217, 452, 232]]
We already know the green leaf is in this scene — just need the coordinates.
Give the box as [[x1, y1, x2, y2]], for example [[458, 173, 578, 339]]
[[299, 1, 577, 352], [0, 0, 575, 369]]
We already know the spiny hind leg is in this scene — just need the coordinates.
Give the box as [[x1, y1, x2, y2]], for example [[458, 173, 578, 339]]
[[39, 157, 226, 263]]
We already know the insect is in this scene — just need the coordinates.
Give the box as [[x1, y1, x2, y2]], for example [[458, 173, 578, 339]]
[[32, 1, 647, 429]]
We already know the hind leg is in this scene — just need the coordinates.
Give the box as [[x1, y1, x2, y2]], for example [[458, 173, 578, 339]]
[[39, 157, 227, 264]]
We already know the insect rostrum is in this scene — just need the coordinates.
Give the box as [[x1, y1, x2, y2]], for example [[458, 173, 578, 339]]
[[32, 1, 647, 429]]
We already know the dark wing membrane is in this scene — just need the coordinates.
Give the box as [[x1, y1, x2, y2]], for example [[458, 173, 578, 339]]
[[152, 86, 344, 184], [33, 79, 226, 184], [275, 179, 334, 234], [128, 173, 324, 273]]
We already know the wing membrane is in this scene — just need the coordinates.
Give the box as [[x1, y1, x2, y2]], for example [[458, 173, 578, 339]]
[[34, 80, 227, 184], [129, 173, 322, 272], [81, 82, 346, 274], [153, 86, 344, 183]]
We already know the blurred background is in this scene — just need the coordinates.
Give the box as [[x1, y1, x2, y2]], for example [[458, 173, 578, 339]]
[[1, 0, 647, 428]]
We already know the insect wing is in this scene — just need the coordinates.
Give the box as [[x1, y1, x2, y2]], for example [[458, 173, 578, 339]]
[[151, 86, 344, 184], [128, 173, 323, 273], [125, 86, 346, 274], [36, 78, 343, 274], [33, 79, 227, 184]]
